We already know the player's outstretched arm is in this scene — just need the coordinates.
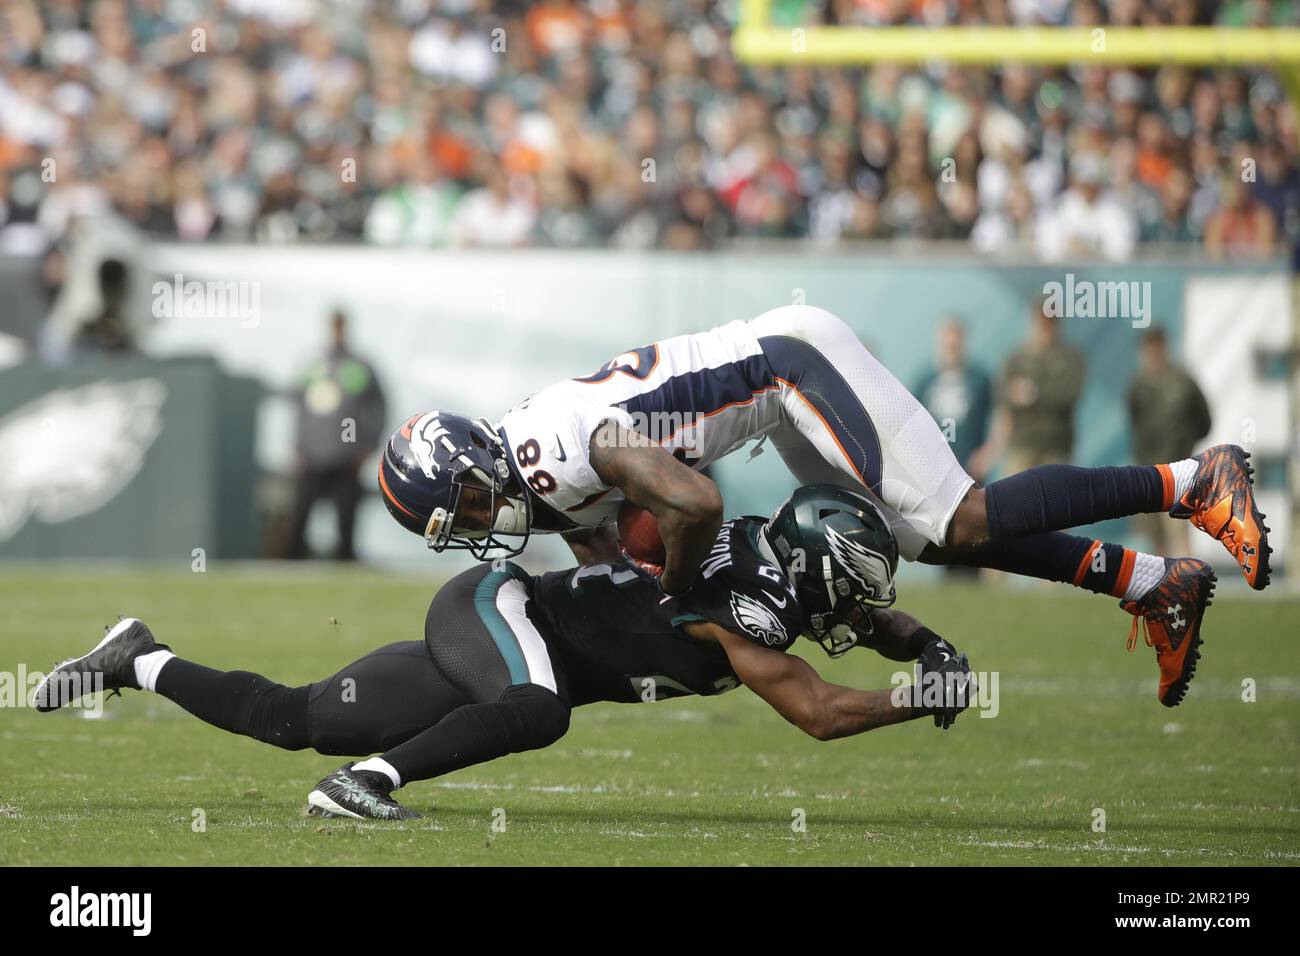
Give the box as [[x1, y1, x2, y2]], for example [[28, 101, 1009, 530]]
[[853, 611, 977, 730], [855, 607, 934, 661], [589, 424, 722, 595], [686, 622, 923, 740]]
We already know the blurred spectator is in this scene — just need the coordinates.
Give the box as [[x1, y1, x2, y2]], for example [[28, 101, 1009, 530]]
[[1126, 327, 1211, 556], [70, 258, 134, 357], [453, 158, 536, 247], [1142, 166, 1200, 242], [972, 297, 1086, 476], [286, 310, 387, 562], [972, 173, 1038, 254], [881, 129, 944, 238], [534, 164, 598, 246], [364, 152, 461, 247], [1036, 153, 1138, 260], [915, 316, 993, 475], [915, 316, 992, 579], [1253, 139, 1300, 240], [1204, 169, 1278, 260], [0, 0, 1293, 256]]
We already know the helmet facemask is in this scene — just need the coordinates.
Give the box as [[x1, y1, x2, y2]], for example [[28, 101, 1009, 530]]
[[805, 516, 898, 655], [806, 553, 897, 658], [420, 418, 532, 559]]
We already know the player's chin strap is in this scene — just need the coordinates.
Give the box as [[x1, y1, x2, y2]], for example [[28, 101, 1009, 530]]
[[479, 417, 533, 538]]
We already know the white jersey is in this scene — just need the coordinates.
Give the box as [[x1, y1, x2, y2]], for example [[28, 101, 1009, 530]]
[[495, 319, 784, 533], [494, 304, 974, 562]]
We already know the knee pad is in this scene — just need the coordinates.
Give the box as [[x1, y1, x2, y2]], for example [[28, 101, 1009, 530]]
[[498, 683, 570, 750]]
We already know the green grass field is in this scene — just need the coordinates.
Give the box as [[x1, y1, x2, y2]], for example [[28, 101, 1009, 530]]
[[1, 565, 1297, 866]]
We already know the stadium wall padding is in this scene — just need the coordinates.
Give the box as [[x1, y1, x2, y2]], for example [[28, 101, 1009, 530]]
[[0, 357, 261, 561]]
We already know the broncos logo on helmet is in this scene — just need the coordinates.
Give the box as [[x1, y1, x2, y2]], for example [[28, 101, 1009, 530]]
[[378, 411, 532, 558]]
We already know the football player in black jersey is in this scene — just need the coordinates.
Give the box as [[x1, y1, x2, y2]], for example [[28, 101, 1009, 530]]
[[33, 486, 973, 820]]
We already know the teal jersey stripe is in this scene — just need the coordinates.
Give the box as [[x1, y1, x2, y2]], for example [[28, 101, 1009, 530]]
[[473, 564, 533, 685]]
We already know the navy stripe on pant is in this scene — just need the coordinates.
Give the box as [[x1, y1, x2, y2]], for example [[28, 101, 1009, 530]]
[[759, 334, 885, 494], [616, 353, 775, 421]]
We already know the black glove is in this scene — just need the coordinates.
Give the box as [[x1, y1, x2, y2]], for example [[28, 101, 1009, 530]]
[[916, 635, 976, 730]]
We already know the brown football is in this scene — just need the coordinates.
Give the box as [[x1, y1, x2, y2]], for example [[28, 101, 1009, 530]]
[[617, 501, 666, 566]]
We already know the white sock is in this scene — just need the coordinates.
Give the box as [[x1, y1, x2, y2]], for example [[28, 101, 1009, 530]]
[[1123, 553, 1167, 602], [133, 650, 175, 692], [353, 757, 401, 789], [1169, 458, 1198, 503]]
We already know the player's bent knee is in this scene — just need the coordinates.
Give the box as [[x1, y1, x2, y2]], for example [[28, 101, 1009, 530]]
[[759, 304, 850, 344], [499, 682, 570, 750]]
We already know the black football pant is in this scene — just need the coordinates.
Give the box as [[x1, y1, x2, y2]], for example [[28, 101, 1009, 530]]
[[153, 565, 571, 787]]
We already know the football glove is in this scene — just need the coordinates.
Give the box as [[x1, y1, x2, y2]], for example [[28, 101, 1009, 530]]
[[916, 637, 977, 730]]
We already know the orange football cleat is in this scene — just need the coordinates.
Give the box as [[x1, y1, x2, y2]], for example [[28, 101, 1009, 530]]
[[1121, 557, 1216, 708], [1169, 445, 1271, 590]]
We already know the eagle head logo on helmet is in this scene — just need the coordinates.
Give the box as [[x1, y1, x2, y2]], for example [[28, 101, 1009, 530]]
[[824, 524, 896, 607]]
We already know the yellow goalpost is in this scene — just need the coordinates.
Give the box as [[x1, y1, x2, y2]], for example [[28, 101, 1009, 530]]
[[732, 0, 1300, 140]]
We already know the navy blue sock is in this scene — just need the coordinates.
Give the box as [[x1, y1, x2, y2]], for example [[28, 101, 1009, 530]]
[[951, 532, 1133, 597], [985, 464, 1165, 542]]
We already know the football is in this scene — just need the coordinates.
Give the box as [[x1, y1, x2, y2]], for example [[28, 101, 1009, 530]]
[[617, 501, 667, 567]]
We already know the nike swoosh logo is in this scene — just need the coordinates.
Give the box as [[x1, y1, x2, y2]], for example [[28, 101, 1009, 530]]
[[764, 591, 787, 608], [555, 435, 567, 462], [659, 595, 673, 605]]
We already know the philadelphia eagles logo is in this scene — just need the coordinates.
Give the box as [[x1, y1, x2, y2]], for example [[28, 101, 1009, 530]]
[[824, 525, 894, 603], [730, 591, 789, 647], [0, 378, 167, 542]]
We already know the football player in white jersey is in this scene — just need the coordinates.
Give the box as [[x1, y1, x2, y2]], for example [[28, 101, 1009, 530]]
[[380, 305, 1269, 706]]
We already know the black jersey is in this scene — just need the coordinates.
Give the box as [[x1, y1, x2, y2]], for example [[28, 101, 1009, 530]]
[[527, 517, 803, 706]]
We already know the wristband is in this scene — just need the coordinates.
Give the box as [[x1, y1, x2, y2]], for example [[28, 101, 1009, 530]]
[[906, 626, 944, 661]]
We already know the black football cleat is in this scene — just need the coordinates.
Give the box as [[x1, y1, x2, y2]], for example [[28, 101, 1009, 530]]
[[307, 764, 422, 821], [32, 617, 168, 713]]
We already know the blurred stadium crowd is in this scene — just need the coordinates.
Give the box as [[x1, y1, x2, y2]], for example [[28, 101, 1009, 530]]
[[0, 0, 1296, 259]]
